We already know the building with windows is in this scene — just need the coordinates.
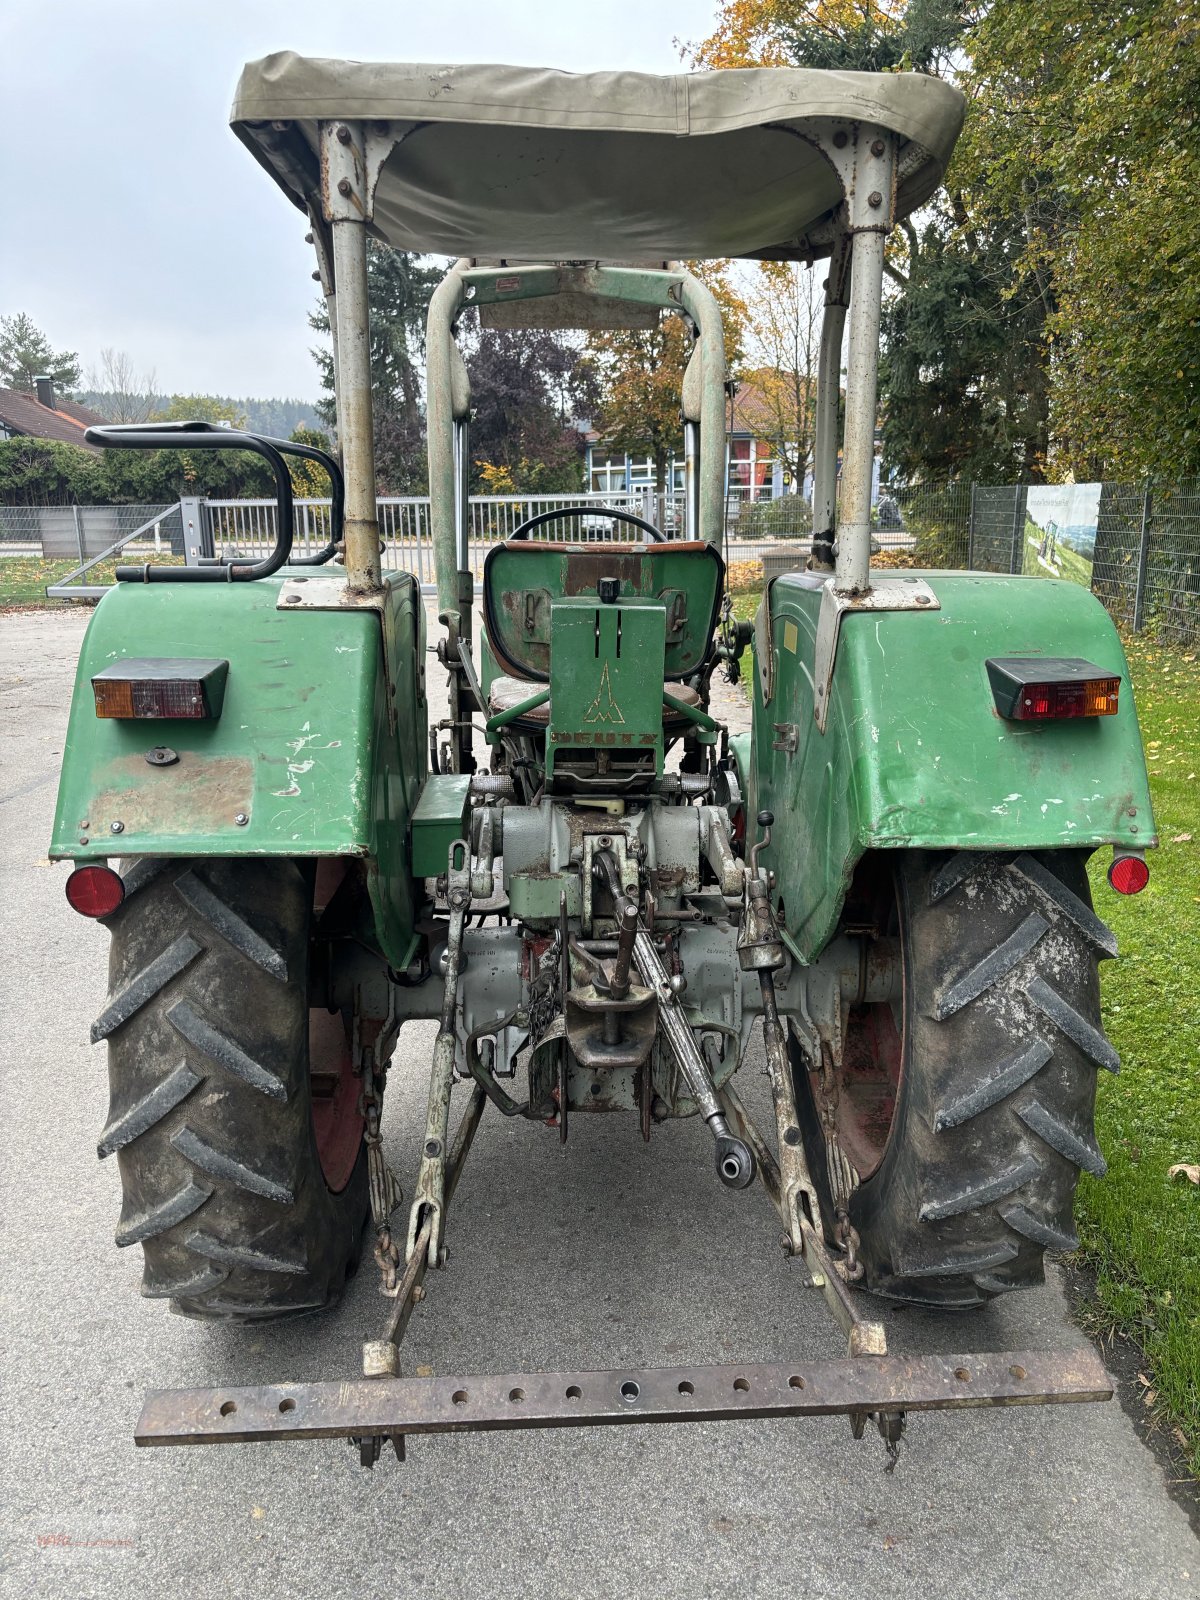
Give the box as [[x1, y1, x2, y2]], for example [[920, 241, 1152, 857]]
[[585, 376, 800, 512]]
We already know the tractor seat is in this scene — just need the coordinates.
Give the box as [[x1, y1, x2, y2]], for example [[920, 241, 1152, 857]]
[[488, 675, 702, 732]]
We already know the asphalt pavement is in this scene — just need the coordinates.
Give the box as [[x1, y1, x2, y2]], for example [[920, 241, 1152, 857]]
[[1, 603, 1195, 1599]]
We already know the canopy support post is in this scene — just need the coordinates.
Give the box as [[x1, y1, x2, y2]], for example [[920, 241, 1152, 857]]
[[809, 236, 851, 573], [320, 121, 382, 594], [821, 127, 897, 597]]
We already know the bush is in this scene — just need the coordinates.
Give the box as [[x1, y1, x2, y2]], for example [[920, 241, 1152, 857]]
[[733, 494, 811, 539]]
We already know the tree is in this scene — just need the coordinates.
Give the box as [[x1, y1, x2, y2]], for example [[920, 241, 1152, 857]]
[[587, 266, 746, 495], [309, 242, 442, 492], [0, 437, 96, 504], [0, 313, 82, 395], [86, 348, 158, 422], [959, 0, 1200, 479], [742, 262, 823, 487], [463, 326, 596, 493]]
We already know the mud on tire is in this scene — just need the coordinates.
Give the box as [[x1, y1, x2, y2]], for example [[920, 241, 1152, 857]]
[[798, 850, 1117, 1308], [93, 857, 369, 1321]]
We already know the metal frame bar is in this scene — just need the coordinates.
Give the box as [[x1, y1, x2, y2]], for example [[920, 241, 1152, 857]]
[[136, 1348, 1110, 1448]]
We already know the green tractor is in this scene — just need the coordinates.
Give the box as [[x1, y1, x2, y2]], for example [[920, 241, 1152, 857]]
[[53, 54, 1154, 1463]]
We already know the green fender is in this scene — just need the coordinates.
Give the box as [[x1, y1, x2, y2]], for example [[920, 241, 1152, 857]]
[[748, 569, 1155, 961], [50, 569, 428, 969]]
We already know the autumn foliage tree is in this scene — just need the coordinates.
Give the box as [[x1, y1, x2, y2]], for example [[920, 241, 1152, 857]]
[[587, 268, 747, 495]]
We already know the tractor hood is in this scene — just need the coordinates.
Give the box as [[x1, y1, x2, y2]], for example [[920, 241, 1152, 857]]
[[230, 54, 964, 262]]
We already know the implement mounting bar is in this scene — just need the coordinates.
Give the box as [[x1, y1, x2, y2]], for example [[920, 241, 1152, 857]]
[[136, 1348, 1109, 1449]]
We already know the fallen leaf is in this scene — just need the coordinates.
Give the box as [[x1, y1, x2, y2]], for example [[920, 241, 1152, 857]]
[[415, 1363, 434, 1378], [1171, 833, 1193, 844], [251, 1507, 265, 1520], [1168, 1163, 1200, 1185]]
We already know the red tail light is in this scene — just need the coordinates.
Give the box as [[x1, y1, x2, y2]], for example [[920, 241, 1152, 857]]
[[986, 657, 1120, 721], [1107, 853, 1149, 895], [65, 864, 126, 918], [91, 657, 228, 720]]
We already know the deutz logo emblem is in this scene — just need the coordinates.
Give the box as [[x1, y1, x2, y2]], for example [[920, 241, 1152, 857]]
[[582, 661, 625, 725]]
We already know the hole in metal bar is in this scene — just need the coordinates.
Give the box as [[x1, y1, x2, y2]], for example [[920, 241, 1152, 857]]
[[620, 1381, 640, 1403], [1009, 1364, 1027, 1380], [733, 1377, 750, 1393], [954, 1366, 971, 1382], [219, 1401, 237, 1417], [677, 1381, 694, 1396], [721, 1156, 741, 1181], [508, 1387, 525, 1403], [452, 1390, 469, 1407], [278, 1398, 295, 1414], [788, 1376, 805, 1390], [565, 1385, 582, 1400]]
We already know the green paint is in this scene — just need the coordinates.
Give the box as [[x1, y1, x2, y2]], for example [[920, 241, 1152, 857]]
[[750, 570, 1156, 960], [547, 599, 666, 777], [509, 871, 582, 921], [483, 541, 723, 684], [411, 774, 472, 877], [51, 568, 428, 968]]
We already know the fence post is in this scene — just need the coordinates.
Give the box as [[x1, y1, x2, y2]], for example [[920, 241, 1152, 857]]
[[967, 483, 976, 570], [72, 505, 85, 565], [180, 498, 212, 567], [1010, 487, 1025, 575], [1132, 479, 1153, 633]]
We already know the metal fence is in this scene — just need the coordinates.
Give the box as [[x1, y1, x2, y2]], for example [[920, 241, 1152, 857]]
[[10, 479, 1198, 646], [0, 502, 182, 559]]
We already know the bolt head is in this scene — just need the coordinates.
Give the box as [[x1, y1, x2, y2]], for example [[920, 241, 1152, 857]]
[[234, 813, 249, 826], [337, 178, 352, 197], [871, 138, 886, 157], [868, 190, 883, 209], [336, 123, 353, 144], [109, 820, 124, 835], [832, 130, 849, 149]]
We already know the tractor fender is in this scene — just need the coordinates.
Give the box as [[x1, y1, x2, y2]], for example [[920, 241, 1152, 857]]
[[50, 571, 427, 968], [748, 569, 1155, 961]]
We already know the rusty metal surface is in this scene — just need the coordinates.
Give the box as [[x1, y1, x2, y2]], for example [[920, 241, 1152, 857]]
[[136, 1348, 1111, 1448]]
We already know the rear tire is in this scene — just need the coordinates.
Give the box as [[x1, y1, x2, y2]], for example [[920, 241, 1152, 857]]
[[93, 857, 370, 1322], [795, 850, 1117, 1307]]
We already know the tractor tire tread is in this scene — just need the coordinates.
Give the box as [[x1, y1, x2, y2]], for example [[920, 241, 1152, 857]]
[[846, 849, 1114, 1306], [97, 857, 368, 1322]]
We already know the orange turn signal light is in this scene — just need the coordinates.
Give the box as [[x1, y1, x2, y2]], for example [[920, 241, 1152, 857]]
[[91, 658, 228, 720], [986, 657, 1120, 721]]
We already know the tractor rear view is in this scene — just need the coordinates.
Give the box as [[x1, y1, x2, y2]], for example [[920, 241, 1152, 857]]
[[52, 55, 1153, 1466]]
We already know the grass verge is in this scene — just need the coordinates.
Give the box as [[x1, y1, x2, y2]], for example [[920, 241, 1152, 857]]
[[1080, 633, 1200, 1477], [729, 590, 1199, 1472], [0, 555, 183, 608]]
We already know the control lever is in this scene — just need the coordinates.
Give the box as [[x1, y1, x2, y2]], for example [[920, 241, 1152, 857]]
[[593, 852, 755, 1190]]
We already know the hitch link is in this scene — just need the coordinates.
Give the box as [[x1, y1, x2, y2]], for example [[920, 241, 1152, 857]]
[[406, 838, 472, 1265]]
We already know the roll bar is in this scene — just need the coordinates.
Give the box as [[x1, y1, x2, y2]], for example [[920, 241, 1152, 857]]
[[425, 261, 728, 629], [83, 421, 344, 582]]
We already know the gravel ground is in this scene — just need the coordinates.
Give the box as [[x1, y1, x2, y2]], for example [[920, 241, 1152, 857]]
[[0, 602, 1195, 1600]]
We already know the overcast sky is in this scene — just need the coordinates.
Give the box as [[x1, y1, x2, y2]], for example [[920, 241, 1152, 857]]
[[0, 1, 716, 401]]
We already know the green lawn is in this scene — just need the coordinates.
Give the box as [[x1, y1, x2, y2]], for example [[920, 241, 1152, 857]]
[[731, 592, 1199, 1471], [0, 555, 181, 607], [1080, 634, 1200, 1475]]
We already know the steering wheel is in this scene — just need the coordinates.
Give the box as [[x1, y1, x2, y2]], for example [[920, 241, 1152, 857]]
[[508, 505, 667, 543]]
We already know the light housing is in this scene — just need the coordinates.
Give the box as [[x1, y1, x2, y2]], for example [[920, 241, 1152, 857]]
[[1107, 852, 1149, 895], [91, 657, 228, 720], [986, 657, 1120, 722], [65, 864, 125, 918]]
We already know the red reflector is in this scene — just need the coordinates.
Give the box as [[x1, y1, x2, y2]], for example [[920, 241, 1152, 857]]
[[65, 865, 126, 918], [1014, 678, 1120, 720], [1107, 855, 1149, 895]]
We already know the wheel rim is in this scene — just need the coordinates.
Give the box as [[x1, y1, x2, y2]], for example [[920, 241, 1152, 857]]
[[819, 859, 905, 1183], [309, 862, 365, 1194]]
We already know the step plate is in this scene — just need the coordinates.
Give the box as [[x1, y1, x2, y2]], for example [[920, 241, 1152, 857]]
[[136, 1348, 1110, 1448]]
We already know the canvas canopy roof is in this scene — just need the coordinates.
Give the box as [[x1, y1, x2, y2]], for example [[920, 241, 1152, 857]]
[[231, 54, 964, 263]]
